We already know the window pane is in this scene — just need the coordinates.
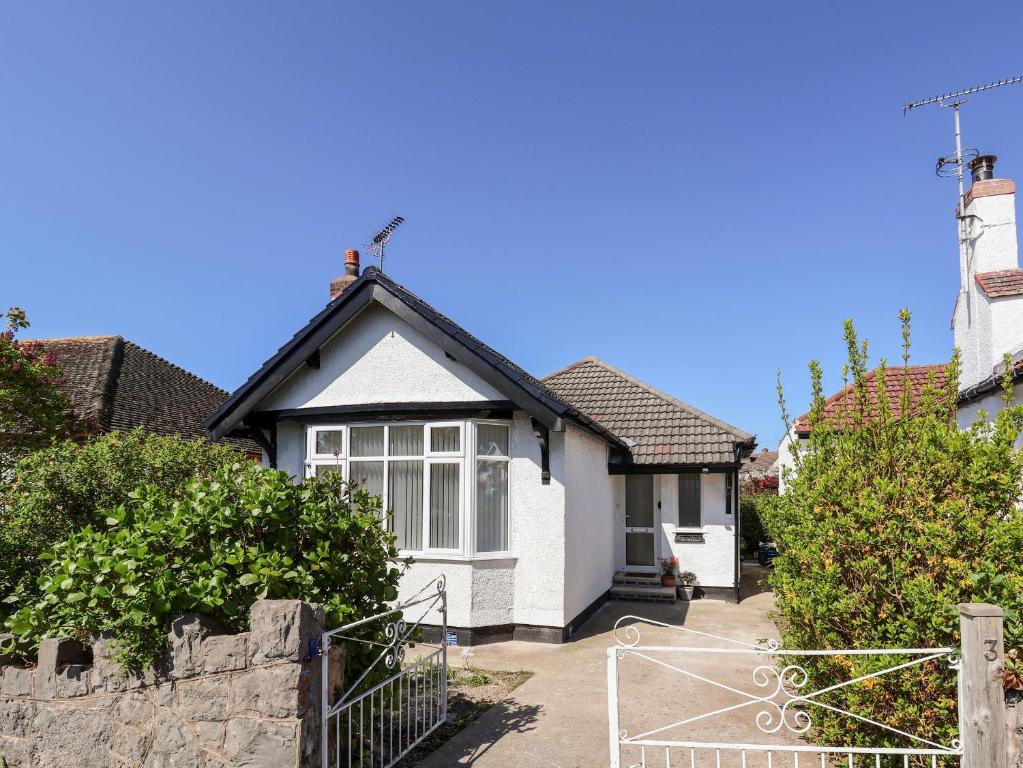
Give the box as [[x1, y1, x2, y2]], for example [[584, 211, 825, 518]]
[[315, 429, 343, 456], [430, 426, 460, 453], [678, 474, 701, 527], [476, 460, 508, 552], [350, 426, 385, 457], [429, 463, 460, 549], [476, 424, 509, 457], [625, 476, 654, 528], [625, 531, 655, 566], [389, 426, 424, 457], [350, 460, 384, 499], [388, 460, 423, 550], [315, 463, 343, 477]]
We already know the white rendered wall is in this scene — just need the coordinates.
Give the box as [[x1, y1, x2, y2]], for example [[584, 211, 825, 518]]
[[957, 388, 1023, 450], [776, 428, 801, 493], [507, 411, 567, 628], [562, 423, 615, 629], [658, 473, 736, 589], [259, 303, 505, 411]]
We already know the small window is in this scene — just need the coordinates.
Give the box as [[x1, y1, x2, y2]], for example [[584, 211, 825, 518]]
[[725, 473, 734, 516], [678, 473, 701, 528], [314, 429, 344, 457], [476, 423, 510, 552], [428, 424, 462, 455], [350, 426, 385, 457]]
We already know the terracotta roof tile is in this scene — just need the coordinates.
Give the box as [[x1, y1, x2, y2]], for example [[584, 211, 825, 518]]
[[543, 357, 754, 466], [975, 268, 1023, 298], [793, 364, 948, 435]]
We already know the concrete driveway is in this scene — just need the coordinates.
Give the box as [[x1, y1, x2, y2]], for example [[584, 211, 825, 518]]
[[419, 569, 799, 768]]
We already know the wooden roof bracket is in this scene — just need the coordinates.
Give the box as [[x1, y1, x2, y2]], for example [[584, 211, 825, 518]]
[[530, 417, 551, 485]]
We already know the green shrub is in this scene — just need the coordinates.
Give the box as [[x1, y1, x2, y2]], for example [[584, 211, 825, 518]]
[[767, 312, 1023, 754], [739, 482, 775, 557], [0, 306, 90, 479], [6, 463, 404, 672], [0, 428, 243, 608]]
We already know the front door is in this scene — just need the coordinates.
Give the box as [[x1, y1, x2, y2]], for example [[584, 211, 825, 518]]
[[624, 475, 657, 570]]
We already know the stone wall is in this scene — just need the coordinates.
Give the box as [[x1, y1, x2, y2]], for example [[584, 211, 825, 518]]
[[0, 599, 340, 768]]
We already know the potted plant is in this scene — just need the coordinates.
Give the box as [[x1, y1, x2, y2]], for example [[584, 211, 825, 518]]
[[678, 570, 698, 600], [658, 556, 679, 587]]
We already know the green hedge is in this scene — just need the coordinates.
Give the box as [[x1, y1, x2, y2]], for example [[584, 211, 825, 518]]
[[0, 428, 243, 609], [6, 463, 403, 672], [765, 314, 1023, 753]]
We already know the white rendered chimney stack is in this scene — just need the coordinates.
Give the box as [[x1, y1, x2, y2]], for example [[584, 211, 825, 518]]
[[952, 154, 1023, 389]]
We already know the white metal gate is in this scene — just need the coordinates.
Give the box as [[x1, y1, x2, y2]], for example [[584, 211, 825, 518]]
[[607, 615, 963, 768], [321, 576, 448, 768]]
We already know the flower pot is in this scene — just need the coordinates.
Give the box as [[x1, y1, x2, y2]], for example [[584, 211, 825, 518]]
[[661, 575, 676, 587], [679, 586, 695, 600]]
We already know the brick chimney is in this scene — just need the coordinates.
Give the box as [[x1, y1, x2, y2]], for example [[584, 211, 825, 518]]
[[952, 155, 1023, 388], [330, 249, 360, 300]]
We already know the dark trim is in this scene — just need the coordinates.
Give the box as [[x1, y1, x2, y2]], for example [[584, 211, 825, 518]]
[[245, 422, 277, 468], [608, 462, 741, 475], [203, 267, 630, 453], [418, 591, 610, 646], [305, 350, 320, 369], [251, 401, 517, 425], [531, 417, 551, 484], [732, 467, 740, 603], [698, 586, 738, 604], [958, 365, 1023, 406], [204, 279, 377, 439], [565, 590, 609, 639]]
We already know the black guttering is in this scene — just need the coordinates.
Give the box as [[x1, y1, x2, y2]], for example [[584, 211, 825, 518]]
[[202, 268, 628, 452], [958, 364, 1023, 405]]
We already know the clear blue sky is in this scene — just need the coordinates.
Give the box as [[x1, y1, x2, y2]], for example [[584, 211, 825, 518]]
[[5, 2, 1023, 447]]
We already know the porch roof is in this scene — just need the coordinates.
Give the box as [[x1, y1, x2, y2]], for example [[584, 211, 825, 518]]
[[542, 357, 755, 466]]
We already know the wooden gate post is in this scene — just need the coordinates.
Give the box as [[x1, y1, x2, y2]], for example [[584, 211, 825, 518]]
[[958, 603, 1006, 768]]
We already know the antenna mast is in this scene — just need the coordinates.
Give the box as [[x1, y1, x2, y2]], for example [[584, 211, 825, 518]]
[[903, 75, 1023, 216], [369, 216, 405, 272]]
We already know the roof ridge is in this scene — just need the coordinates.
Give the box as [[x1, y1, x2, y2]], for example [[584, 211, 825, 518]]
[[25, 335, 123, 343], [575, 356, 754, 442], [540, 356, 597, 381]]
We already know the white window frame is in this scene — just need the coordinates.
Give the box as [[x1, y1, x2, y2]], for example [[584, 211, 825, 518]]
[[472, 420, 512, 556], [303, 419, 512, 559]]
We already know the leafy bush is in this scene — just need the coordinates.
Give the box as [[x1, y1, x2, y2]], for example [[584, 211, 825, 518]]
[[739, 479, 776, 557], [6, 463, 403, 672], [0, 307, 89, 478], [0, 428, 243, 608], [766, 312, 1023, 754]]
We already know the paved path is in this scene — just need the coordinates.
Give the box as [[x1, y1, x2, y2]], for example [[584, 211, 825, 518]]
[[419, 570, 799, 767]]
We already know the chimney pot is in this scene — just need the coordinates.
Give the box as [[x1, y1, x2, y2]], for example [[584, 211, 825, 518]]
[[330, 249, 361, 300], [969, 154, 998, 184]]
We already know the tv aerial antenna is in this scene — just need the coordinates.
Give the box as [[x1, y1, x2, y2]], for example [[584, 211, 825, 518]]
[[368, 216, 405, 272], [903, 75, 1023, 216]]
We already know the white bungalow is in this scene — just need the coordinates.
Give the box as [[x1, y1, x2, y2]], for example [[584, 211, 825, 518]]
[[204, 252, 755, 643]]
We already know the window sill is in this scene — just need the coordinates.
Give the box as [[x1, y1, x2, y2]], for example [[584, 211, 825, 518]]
[[673, 527, 706, 534], [393, 553, 517, 564]]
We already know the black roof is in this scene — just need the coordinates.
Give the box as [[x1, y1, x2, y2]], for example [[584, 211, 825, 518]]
[[203, 267, 627, 450]]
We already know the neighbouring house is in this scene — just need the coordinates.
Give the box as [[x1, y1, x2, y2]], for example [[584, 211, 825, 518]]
[[779, 153, 1023, 483], [28, 335, 258, 453], [739, 448, 779, 481], [203, 250, 756, 644]]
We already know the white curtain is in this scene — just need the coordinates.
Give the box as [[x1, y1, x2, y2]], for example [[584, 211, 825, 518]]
[[389, 459, 423, 550], [429, 463, 460, 549]]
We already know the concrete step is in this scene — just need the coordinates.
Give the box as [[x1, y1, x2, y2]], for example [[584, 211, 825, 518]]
[[613, 571, 663, 587], [609, 584, 676, 604]]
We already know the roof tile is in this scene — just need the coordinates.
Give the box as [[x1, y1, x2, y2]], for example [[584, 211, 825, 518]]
[[975, 268, 1023, 298]]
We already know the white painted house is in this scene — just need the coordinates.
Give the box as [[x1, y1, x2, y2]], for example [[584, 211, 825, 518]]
[[778, 153, 1023, 480], [204, 252, 756, 644]]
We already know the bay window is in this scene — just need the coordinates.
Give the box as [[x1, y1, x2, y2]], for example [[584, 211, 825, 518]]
[[304, 420, 511, 556]]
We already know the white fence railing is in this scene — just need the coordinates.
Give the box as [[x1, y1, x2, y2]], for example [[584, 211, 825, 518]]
[[607, 615, 964, 768], [321, 576, 448, 768]]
